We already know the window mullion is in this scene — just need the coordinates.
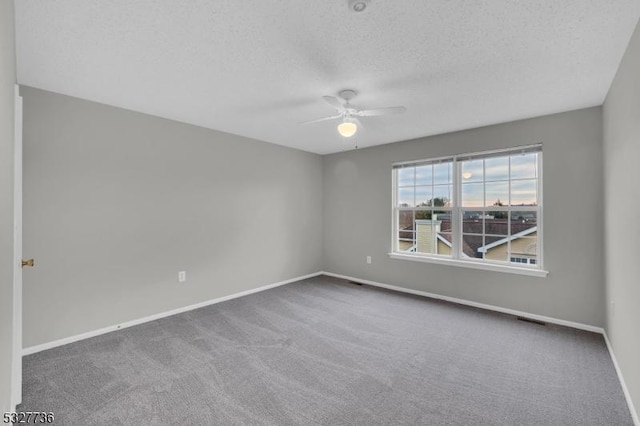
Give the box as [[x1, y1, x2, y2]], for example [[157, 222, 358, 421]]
[[452, 159, 461, 261], [392, 169, 397, 253], [537, 152, 544, 269], [508, 156, 512, 261]]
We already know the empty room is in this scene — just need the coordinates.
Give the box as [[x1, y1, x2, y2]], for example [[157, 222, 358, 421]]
[[1, 1, 639, 425]]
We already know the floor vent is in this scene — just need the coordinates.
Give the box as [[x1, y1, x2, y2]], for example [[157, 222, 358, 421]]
[[348, 280, 364, 286], [516, 316, 546, 326]]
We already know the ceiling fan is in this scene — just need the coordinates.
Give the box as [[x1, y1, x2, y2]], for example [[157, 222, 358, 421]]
[[299, 90, 407, 138]]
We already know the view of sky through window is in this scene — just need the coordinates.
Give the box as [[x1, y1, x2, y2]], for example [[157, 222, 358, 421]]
[[399, 153, 538, 208]]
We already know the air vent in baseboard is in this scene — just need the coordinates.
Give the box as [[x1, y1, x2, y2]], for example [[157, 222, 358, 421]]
[[516, 316, 546, 326]]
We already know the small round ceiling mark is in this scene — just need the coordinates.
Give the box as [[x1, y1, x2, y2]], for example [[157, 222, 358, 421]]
[[348, 0, 370, 13], [338, 89, 357, 102]]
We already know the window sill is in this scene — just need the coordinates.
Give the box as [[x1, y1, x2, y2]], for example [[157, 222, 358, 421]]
[[387, 252, 549, 278]]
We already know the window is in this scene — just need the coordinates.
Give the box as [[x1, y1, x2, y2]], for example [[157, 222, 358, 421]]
[[392, 145, 543, 274]]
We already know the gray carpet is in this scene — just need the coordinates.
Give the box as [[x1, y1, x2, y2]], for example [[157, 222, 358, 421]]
[[18, 275, 633, 425]]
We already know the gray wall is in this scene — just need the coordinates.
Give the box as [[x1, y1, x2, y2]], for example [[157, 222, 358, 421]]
[[22, 87, 323, 348], [323, 107, 605, 327], [603, 19, 640, 418], [0, 0, 16, 413]]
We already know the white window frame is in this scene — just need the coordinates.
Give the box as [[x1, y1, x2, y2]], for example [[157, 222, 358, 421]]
[[389, 144, 548, 278]]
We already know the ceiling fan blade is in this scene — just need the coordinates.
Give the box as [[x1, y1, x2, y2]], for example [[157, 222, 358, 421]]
[[355, 106, 407, 117], [298, 114, 342, 125], [322, 96, 346, 112]]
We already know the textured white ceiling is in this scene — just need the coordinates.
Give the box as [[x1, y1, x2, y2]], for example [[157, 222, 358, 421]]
[[15, 1, 640, 154]]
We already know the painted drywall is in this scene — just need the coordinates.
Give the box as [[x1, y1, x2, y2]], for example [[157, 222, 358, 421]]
[[21, 87, 323, 348], [0, 0, 16, 413], [323, 107, 604, 327], [603, 18, 640, 419]]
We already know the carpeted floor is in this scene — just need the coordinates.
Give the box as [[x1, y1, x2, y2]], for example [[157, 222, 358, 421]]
[[18, 275, 633, 425]]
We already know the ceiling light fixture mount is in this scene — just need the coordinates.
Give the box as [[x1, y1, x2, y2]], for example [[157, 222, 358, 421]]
[[348, 0, 370, 13], [338, 89, 357, 102]]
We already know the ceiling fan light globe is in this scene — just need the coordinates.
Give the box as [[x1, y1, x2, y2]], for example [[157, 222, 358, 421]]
[[337, 122, 357, 137]]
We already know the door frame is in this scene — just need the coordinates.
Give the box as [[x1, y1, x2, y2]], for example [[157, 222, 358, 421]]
[[11, 84, 22, 410]]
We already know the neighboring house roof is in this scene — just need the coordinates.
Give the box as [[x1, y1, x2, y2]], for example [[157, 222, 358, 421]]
[[436, 232, 476, 257]]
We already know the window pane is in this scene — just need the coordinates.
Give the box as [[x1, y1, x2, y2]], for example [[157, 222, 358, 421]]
[[461, 183, 483, 207], [485, 216, 508, 236], [415, 220, 438, 255], [510, 180, 537, 206], [462, 211, 483, 234], [434, 163, 452, 184], [415, 186, 433, 207], [485, 181, 509, 207], [511, 153, 538, 180], [397, 167, 415, 187], [397, 231, 415, 252], [398, 187, 414, 207], [485, 156, 509, 181], [415, 165, 432, 186], [462, 234, 483, 258], [433, 185, 452, 207], [437, 232, 453, 256], [415, 210, 432, 220], [398, 210, 414, 230], [487, 209, 509, 221], [482, 235, 509, 262], [461, 159, 483, 183], [510, 236, 537, 264], [434, 211, 452, 231], [511, 211, 537, 235]]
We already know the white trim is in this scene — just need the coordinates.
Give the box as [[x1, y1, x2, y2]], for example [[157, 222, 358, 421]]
[[392, 154, 454, 168], [603, 332, 640, 426], [22, 272, 323, 356], [321, 271, 597, 332], [393, 148, 544, 274], [388, 252, 549, 278], [11, 85, 23, 411], [536, 151, 544, 269], [325, 270, 636, 422], [392, 143, 542, 168], [477, 226, 537, 253], [19, 270, 636, 424]]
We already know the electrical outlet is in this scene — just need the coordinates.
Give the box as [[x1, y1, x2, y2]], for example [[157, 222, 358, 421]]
[[178, 271, 186, 283], [366, 256, 372, 264]]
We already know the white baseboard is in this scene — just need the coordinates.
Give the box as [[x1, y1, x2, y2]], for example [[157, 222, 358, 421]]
[[22, 270, 637, 424], [320, 271, 604, 333], [321, 271, 640, 424], [23, 271, 323, 356], [603, 332, 640, 426]]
